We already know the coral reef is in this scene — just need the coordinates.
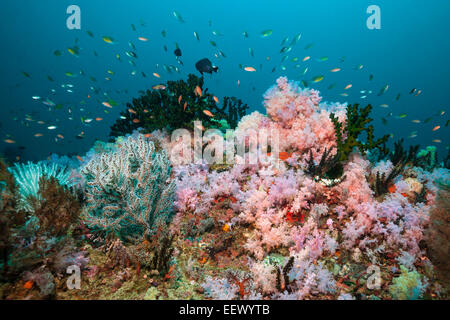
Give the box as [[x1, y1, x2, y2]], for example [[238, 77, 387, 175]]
[[1, 76, 448, 301]]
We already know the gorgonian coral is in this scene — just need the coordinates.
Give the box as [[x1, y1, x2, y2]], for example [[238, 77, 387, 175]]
[[81, 134, 176, 243]]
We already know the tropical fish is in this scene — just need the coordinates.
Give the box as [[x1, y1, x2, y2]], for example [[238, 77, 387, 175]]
[[291, 33, 302, 44], [102, 36, 114, 44], [194, 86, 203, 97], [194, 31, 200, 41], [203, 110, 214, 117], [195, 58, 218, 75], [330, 68, 341, 72], [280, 36, 289, 46], [377, 85, 389, 96], [312, 76, 324, 83], [260, 29, 273, 37], [173, 11, 185, 23], [244, 66, 256, 72], [138, 36, 149, 41]]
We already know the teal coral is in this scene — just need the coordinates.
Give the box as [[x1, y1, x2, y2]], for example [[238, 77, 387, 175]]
[[81, 134, 176, 243], [8, 161, 75, 212]]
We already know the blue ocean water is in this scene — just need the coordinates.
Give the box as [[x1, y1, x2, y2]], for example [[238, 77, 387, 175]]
[[0, 0, 448, 162]]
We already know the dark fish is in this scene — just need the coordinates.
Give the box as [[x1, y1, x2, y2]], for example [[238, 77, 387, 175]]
[[174, 48, 182, 57], [195, 58, 218, 75]]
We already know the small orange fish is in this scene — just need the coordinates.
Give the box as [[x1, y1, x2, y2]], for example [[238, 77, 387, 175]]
[[213, 96, 219, 104], [194, 85, 202, 97], [23, 281, 33, 290], [278, 152, 292, 161], [178, 95, 182, 104], [128, 108, 137, 114], [153, 72, 161, 78], [388, 184, 397, 193], [95, 117, 103, 121], [144, 133, 152, 138], [344, 84, 352, 90], [203, 109, 214, 117], [223, 224, 230, 232], [303, 56, 310, 61], [4, 139, 16, 144], [143, 109, 149, 113], [132, 119, 140, 123], [432, 125, 440, 131], [57, 134, 64, 139], [330, 68, 341, 72], [195, 123, 205, 131], [138, 37, 149, 41], [244, 66, 256, 72], [102, 102, 112, 108], [34, 133, 43, 137], [76, 155, 83, 162], [183, 101, 187, 111]]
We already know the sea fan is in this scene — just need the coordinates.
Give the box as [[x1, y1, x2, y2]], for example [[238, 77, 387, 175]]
[[81, 134, 176, 243]]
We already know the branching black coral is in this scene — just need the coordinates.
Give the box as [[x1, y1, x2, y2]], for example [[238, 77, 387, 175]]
[[109, 74, 248, 138], [330, 104, 389, 162], [390, 139, 419, 167]]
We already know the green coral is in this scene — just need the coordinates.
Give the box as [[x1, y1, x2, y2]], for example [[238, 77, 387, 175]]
[[109, 74, 248, 138], [330, 104, 389, 162], [389, 266, 428, 300]]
